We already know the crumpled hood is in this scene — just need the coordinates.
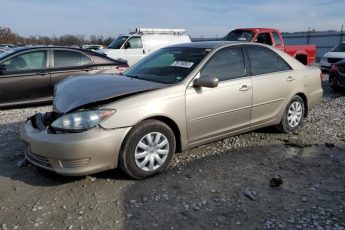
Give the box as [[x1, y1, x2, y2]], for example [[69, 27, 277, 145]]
[[53, 75, 165, 113]]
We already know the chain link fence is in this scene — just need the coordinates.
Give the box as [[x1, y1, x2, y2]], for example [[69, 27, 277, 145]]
[[282, 31, 345, 60]]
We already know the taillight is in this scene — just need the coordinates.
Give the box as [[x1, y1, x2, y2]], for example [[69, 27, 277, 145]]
[[116, 63, 129, 73]]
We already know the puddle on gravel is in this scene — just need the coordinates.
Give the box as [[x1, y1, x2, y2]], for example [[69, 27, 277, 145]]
[[284, 144, 331, 158]]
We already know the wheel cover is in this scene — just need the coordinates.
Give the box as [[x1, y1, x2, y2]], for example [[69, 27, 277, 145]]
[[134, 132, 169, 172], [287, 101, 303, 128]]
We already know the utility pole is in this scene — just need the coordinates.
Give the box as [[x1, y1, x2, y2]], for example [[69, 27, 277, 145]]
[[340, 24, 344, 43], [307, 27, 310, 44]]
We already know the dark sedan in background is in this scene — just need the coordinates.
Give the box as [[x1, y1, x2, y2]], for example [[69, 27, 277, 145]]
[[329, 60, 345, 92], [0, 47, 9, 53], [0, 46, 128, 108]]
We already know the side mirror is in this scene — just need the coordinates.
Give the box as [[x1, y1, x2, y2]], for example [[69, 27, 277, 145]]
[[124, 42, 131, 49], [194, 75, 219, 88]]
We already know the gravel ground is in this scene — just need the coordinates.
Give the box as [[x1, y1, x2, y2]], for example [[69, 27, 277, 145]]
[[0, 75, 344, 230]]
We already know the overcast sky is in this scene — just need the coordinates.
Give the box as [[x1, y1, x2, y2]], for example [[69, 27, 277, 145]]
[[1, 0, 344, 38]]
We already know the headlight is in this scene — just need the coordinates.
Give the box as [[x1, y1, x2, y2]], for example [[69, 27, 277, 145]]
[[51, 109, 115, 131]]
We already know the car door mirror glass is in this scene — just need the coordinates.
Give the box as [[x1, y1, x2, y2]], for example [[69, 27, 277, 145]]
[[194, 75, 219, 88]]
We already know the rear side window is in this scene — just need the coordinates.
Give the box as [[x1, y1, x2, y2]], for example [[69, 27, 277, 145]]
[[53, 50, 92, 68], [201, 47, 246, 81], [2, 51, 47, 72], [247, 46, 291, 75], [272, 32, 282, 46]]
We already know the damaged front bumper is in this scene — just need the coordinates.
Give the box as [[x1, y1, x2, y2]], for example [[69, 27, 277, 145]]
[[20, 113, 131, 176]]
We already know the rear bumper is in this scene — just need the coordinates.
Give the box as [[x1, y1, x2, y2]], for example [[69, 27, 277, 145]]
[[307, 88, 323, 110], [20, 120, 131, 176]]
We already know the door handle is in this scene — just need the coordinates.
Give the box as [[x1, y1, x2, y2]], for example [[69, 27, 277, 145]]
[[287, 76, 295, 81], [83, 68, 92, 72], [37, 71, 48, 76], [239, 85, 252, 91]]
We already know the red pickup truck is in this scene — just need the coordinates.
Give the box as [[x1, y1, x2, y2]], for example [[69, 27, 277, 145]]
[[224, 28, 316, 65]]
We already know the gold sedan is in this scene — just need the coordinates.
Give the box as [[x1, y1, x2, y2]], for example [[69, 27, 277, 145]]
[[20, 42, 323, 179]]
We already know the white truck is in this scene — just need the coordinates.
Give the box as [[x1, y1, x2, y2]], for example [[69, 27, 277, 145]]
[[98, 28, 191, 66]]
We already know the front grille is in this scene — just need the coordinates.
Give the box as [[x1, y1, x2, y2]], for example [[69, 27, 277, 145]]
[[338, 67, 345, 75], [25, 145, 52, 169], [59, 158, 90, 168], [328, 58, 343, 63], [338, 77, 345, 87]]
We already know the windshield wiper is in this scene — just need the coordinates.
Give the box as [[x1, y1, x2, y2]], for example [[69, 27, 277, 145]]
[[124, 75, 140, 79]]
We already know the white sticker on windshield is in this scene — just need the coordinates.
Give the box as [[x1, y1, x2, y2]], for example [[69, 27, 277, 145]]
[[171, 61, 194, 68]]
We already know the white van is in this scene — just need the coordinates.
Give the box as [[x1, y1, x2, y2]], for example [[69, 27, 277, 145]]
[[98, 28, 191, 66]]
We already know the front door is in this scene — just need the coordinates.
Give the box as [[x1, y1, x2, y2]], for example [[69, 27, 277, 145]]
[[186, 47, 252, 145], [0, 50, 50, 105], [124, 36, 145, 66]]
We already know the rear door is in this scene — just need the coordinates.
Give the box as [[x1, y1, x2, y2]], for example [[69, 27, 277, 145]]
[[244, 45, 295, 127], [186, 46, 252, 145], [49, 49, 95, 91], [0, 49, 50, 105], [124, 36, 145, 65]]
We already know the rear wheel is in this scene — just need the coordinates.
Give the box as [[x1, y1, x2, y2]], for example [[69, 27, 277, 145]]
[[119, 120, 175, 179], [276, 95, 304, 133]]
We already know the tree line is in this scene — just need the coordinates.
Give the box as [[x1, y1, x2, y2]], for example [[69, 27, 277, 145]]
[[0, 27, 113, 46]]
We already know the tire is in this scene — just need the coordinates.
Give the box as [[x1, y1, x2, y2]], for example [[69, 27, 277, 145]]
[[119, 119, 176, 179], [276, 95, 305, 133]]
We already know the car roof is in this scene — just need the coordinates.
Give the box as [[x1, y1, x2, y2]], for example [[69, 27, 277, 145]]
[[167, 41, 243, 49], [0, 45, 127, 63], [7, 46, 88, 52], [236, 28, 279, 33]]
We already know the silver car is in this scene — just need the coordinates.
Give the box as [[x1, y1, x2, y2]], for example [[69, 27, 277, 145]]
[[20, 42, 323, 179]]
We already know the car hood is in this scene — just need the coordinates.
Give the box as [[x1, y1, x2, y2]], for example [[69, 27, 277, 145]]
[[53, 75, 165, 114], [324, 52, 345, 58]]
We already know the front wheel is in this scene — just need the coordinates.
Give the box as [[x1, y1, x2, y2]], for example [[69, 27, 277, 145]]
[[119, 120, 176, 179], [276, 95, 305, 133]]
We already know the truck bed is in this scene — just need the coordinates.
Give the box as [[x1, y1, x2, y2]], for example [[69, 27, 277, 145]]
[[284, 45, 316, 65]]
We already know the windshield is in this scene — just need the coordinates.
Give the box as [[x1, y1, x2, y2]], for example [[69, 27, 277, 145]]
[[223, 29, 254, 41], [124, 47, 210, 84], [0, 49, 16, 60], [107, 36, 129, 49], [332, 43, 345, 52]]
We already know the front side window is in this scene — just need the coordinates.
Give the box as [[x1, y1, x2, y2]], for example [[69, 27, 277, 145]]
[[272, 32, 282, 46], [256, 33, 273, 45], [1, 51, 47, 72], [247, 46, 291, 75], [201, 47, 246, 81], [124, 47, 210, 84], [53, 50, 92, 68], [125, 37, 143, 49]]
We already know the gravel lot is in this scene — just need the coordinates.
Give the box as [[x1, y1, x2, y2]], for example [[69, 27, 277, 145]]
[[0, 75, 344, 230]]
